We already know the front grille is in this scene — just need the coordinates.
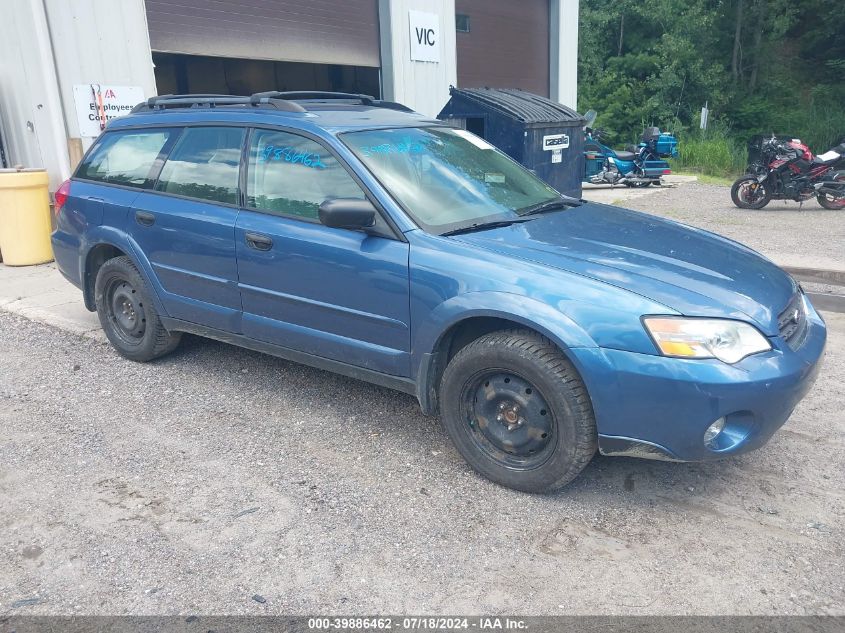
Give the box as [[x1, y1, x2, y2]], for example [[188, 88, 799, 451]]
[[777, 292, 808, 350]]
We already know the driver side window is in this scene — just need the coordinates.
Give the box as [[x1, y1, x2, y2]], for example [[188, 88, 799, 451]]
[[246, 129, 366, 220]]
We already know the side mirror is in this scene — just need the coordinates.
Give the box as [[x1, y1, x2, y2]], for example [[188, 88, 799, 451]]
[[318, 198, 377, 231]]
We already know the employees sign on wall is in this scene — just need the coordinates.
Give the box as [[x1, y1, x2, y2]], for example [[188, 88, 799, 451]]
[[73, 84, 145, 138], [409, 10, 440, 63]]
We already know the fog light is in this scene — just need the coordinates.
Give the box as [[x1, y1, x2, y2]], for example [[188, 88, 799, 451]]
[[703, 417, 726, 448]]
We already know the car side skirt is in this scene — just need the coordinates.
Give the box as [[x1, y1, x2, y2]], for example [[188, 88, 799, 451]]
[[160, 317, 418, 398]]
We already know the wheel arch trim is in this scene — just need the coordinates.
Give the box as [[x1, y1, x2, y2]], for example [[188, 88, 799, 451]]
[[414, 292, 598, 414], [80, 227, 168, 316]]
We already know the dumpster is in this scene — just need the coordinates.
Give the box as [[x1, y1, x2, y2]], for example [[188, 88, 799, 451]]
[[0, 167, 54, 266], [437, 87, 585, 198]]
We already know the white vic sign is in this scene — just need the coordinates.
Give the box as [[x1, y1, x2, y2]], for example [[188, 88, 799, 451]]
[[73, 84, 145, 138], [409, 10, 440, 62]]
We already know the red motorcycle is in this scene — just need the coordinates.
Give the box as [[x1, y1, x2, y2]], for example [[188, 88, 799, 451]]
[[731, 135, 845, 209]]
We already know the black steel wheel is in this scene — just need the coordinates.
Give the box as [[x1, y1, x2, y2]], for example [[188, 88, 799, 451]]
[[459, 370, 556, 470], [731, 176, 771, 209], [105, 278, 147, 345], [94, 256, 181, 362], [440, 329, 597, 493]]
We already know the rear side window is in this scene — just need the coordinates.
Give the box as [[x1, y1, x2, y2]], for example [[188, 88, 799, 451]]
[[156, 127, 245, 204], [76, 129, 174, 188], [246, 129, 365, 220]]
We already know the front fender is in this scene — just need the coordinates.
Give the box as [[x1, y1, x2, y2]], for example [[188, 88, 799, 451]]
[[412, 292, 598, 415], [418, 291, 597, 357]]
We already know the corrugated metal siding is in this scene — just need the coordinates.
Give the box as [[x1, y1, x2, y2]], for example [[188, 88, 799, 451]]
[[145, 0, 381, 67], [0, 0, 67, 186], [45, 0, 157, 142], [0, 0, 154, 187], [378, 0, 457, 118], [455, 0, 550, 96]]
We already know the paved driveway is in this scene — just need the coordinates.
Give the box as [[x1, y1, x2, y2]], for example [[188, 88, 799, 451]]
[[619, 181, 845, 271]]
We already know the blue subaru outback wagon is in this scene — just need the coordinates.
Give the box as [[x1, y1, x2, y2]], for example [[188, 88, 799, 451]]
[[52, 92, 826, 492]]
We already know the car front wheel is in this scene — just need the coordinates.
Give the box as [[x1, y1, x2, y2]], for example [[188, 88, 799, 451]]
[[94, 256, 181, 362], [439, 329, 597, 493]]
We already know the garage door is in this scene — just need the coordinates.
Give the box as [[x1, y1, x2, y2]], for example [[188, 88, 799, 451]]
[[145, 0, 380, 68], [455, 0, 550, 97]]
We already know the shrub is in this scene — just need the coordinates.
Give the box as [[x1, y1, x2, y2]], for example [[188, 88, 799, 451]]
[[670, 129, 747, 178]]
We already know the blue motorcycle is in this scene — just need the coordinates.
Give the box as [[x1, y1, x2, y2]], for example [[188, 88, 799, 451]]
[[582, 110, 678, 187]]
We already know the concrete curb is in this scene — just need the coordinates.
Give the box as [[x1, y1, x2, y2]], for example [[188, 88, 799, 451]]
[[784, 266, 845, 314], [0, 262, 106, 342]]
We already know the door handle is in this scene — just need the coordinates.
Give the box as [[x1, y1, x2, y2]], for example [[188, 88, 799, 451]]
[[245, 232, 273, 251], [135, 211, 155, 227]]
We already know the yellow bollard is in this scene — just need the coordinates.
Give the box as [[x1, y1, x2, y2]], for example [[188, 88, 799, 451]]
[[0, 167, 54, 266]]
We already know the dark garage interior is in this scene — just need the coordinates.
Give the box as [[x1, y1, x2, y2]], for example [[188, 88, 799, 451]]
[[152, 53, 381, 97]]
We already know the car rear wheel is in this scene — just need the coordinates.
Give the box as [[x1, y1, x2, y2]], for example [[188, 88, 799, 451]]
[[439, 329, 597, 493], [94, 256, 181, 362]]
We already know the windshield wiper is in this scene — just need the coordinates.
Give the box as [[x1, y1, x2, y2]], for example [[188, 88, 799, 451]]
[[441, 196, 583, 236], [441, 218, 532, 236], [518, 197, 582, 217]]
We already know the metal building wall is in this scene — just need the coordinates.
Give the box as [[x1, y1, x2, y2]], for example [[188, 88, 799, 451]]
[[0, 0, 70, 190], [0, 0, 577, 191], [0, 0, 156, 190], [550, 0, 579, 109], [379, 0, 458, 117], [44, 0, 158, 157]]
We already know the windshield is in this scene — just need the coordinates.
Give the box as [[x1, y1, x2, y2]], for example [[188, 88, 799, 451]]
[[342, 126, 564, 234]]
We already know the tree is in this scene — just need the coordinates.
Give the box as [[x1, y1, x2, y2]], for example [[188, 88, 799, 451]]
[[578, 0, 845, 149]]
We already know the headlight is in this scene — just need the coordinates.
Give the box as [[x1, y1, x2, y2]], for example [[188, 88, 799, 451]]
[[643, 317, 771, 364]]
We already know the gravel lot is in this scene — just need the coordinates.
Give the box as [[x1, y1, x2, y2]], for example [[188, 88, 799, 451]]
[[1, 307, 844, 616], [620, 182, 845, 270]]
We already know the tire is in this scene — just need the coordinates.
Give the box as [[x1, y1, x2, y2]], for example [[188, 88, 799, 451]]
[[731, 176, 771, 209], [624, 180, 651, 188], [439, 329, 597, 493], [94, 255, 181, 362], [817, 173, 845, 210]]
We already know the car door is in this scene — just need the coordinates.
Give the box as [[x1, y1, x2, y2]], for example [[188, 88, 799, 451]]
[[73, 127, 183, 235], [235, 127, 411, 377], [130, 126, 245, 333]]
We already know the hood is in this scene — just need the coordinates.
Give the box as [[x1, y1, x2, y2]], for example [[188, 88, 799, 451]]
[[453, 203, 796, 334]]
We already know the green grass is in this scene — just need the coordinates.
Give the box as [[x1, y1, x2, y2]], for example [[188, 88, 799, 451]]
[[669, 131, 747, 179]]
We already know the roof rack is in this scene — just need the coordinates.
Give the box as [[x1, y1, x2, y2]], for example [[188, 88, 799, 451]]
[[131, 93, 306, 113], [131, 91, 415, 114], [251, 91, 415, 112], [252, 90, 376, 104]]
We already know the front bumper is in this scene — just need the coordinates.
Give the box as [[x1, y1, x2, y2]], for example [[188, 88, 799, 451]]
[[571, 302, 827, 462]]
